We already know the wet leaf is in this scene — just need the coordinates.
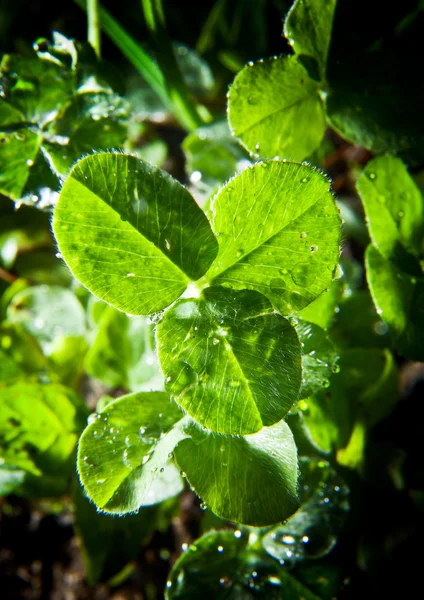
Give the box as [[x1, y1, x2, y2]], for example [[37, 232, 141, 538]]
[[284, 0, 337, 82], [53, 153, 218, 315], [175, 419, 299, 526], [357, 155, 424, 270], [166, 530, 320, 599], [205, 160, 341, 314], [296, 320, 338, 399], [77, 392, 188, 514], [366, 244, 424, 360], [263, 458, 349, 565], [228, 55, 326, 160], [157, 287, 301, 435]]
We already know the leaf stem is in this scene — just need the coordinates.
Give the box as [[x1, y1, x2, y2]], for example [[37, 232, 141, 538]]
[[87, 0, 101, 58]]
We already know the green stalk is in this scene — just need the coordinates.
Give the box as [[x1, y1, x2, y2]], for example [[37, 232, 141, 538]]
[[87, 0, 101, 58], [75, 0, 170, 112], [141, 0, 210, 130]]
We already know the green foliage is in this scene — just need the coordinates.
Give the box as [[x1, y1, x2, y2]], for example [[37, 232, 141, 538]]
[[228, 0, 423, 162], [0, 32, 129, 205], [1, 0, 423, 594], [158, 287, 301, 434], [53, 153, 218, 314], [175, 418, 299, 526], [357, 155, 424, 360], [228, 55, 326, 160], [78, 392, 186, 514], [165, 529, 320, 599]]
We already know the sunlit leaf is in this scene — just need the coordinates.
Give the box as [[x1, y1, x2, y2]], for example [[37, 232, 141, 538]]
[[157, 287, 301, 435], [357, 155, 424, 270], [284, 0, 337, 82], [53, 153, 218, 315], [204, 160, 341, 314], [78, 392, 188, 514], [175, 419, 299, 526], [228, 55, 326, 160]]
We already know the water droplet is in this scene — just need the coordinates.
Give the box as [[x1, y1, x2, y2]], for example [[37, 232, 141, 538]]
[[181, 542, 188, 551], [236, 248, 244, 257], [367, 172, 377, 180], [165, 239, 171, 251], [200, 502, 207, 510], [299, 232, 307, 239], [234, 530, 242, 538], [302, 535, 309, 543], [213, 338, 220, 345], [281, 535, 296, 544], [166, 580, 172, 589], [26, 159, 34, 167], [247, 61, 254, 67], [398, 210, 404, 218], [309, 245, 318, 253], [300, 177, 309, 183], [323, 379, 330, 388], [126, 272, 135, 277], [248, 96, 257, 104], [299, 400, 308, 411], [217, 545, 224, 553], [255, 142, 260, 151], [332, 364, 340, 373]]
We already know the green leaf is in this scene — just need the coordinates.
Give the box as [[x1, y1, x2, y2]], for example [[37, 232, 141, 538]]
[[263, 458, 349, 565], [0, 323, 50, 387], [296, 278, 343, 329], [157, 287, 301, 435], [0, 54, 74, 123], [85, 307, 162, 391], [182, 120, 247, 190], [165, 530, 320, 599], [284, 0, 337, 82], [0, 383, 88, 478], [296, 320, 338, 399], [0, 128, 42, 199], [228, 55, 326, 160], [357, 155, 424, 269], [325, 80, 424, 162], [330, 290, 390, 350], [204, 160, 341, 314], [175, 418, 299, 526], [6, 285, 86, 354], [301, 347, 398, 455], [53, 153, 218, 315], [366, 244, 424, 360], [78, 392, 188, 514]]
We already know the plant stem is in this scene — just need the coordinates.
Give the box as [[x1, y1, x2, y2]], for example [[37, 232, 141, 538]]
[[141, 0, 210, 130], [74, 0, 170, 111], [87, 0, 101, 58]]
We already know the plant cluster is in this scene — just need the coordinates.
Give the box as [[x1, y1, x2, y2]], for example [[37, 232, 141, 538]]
[[1, 0, 423, 597]]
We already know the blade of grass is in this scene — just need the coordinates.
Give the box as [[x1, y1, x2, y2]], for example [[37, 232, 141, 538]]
[[87, 0, 101, 58], [74, 0, 170, 114], [141, 0, 210, 130]]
